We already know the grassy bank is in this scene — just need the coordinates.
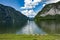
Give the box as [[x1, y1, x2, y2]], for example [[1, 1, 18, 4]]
[[0, 34, 60, 40]]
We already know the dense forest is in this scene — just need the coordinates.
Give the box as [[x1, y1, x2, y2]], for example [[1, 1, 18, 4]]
[[0, 4, 28, 33]]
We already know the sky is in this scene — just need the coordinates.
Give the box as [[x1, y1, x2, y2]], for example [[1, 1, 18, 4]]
[[0, 0, 60, 18]]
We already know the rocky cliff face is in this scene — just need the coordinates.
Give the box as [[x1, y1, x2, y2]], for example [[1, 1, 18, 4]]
[[0, 4, 28, 27], [35, 1, 60, 19]]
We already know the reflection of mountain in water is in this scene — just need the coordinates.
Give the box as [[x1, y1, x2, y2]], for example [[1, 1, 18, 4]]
[[0, 4, 28, 34], [16, 20, 46, 34], [35, 20, 60, 34]]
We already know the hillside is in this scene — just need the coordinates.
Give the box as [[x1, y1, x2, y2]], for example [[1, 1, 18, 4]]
[[35, 1, 60, 20], [0, 4, 28, 33]]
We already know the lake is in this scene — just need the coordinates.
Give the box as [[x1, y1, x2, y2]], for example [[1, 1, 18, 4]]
[[0, 20, 60, 34], [16, 20, 46, 34]]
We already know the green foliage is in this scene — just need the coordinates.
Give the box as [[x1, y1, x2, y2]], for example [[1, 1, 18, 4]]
[[0, 34, 60, 40], [0, 4, 28, 33]]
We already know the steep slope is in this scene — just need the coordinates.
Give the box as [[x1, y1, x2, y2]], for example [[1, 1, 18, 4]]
[[35, 1, 60, 20], [34, 2, 60, 34], [0, 4, 28, 33]]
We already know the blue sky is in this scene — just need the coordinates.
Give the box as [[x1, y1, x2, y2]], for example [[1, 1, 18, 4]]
[[0, 0, 60, 17], [0, 0, 24, 10]]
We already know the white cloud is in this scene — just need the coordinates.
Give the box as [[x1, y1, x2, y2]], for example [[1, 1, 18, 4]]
[[20, 0, 60, 17], [21, 10, 29, 16], [20, 0, 42, 17], [46, 0, 60, 4], [43, 4, 46, 7], [28, 10, 36, 17], [21, 0, 42, 9], [21, 10, 36, 17]]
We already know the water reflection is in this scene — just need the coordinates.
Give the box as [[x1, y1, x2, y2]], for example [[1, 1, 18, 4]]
[[0, 21, 27, 34], [16, 20, 46, 34], [36, 20, 60, 34], [0, 20, 60, 34]]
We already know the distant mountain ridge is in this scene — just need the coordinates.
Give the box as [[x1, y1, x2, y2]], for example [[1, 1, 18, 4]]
[[35, 1, 60, 20]]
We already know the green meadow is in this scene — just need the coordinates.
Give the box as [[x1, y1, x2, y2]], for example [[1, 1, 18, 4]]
[[0, 34, 60, 40]]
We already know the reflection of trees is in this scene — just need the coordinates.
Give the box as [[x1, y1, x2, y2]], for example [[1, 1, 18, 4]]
[[36, 20, 60, 34], [0, 21, 27, 34]]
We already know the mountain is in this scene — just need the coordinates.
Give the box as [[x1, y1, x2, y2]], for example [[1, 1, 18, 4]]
[[0, 4, 28, 29], [35, 1, 60, 20]]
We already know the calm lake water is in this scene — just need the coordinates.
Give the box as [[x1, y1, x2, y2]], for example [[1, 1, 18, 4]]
[[16, 20, 46, 34], [37, 20, 60, 34], [17, 20, 60, 34], [0, 20, 60, 34]]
